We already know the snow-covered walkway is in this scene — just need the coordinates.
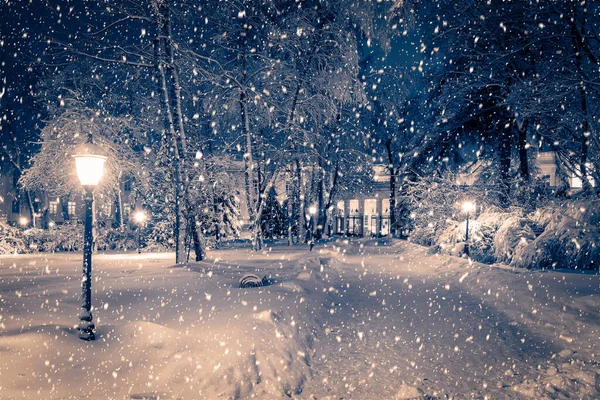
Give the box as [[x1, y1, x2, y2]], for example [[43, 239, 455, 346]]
[[303, 239, 600, 399], [0, 239, 598, 399]]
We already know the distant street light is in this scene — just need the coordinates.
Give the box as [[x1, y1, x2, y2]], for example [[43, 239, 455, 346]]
[[461, 201, 476, 256], [73, 136, 107, 341], [19, 216, 28, 227], [134, 210, 147, 253]]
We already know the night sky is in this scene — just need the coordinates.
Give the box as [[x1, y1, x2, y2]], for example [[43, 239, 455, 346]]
[[0, 0, 420, 144]]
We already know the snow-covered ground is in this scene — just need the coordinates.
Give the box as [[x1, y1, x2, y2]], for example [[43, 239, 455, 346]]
[[0, 239, 598, 399]]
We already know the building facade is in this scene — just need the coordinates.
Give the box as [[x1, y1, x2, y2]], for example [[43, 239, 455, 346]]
[[0, 169, 139, 229]]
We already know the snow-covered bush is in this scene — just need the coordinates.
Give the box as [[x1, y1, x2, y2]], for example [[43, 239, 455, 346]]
[[405, 172, 497, 247], [511, 201, 600, 270], [0, 220, 27, 254], [146, 220, 175, 251], [493, 216, 537, 264], [96, 229, 137, 251], [436, 217, 498, 263], [23, 223, 83, 252]]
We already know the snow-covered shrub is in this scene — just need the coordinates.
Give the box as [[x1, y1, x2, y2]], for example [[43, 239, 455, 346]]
[[23, 228, 53, 252], [96, 229, 137, 251], [493, 216, 537, 264], [146, 220, 175, 251], [511, 201, 600, 270], [436, 217, 497, 263], [20, 223, 83, 252], [406, 172, 500, 248], [0, 220, 27, 254]]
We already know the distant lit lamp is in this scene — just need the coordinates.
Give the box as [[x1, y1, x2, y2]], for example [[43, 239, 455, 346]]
[[461, 201, 476, 256], [73, 135, 108, 341], [19, 216, 29, 227], [134, 210, 147, 253]]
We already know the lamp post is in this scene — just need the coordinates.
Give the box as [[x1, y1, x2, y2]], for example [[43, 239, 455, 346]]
[[461, 201, 475, 257], [134, 210, 147, 253], [73, 136, 107, 341]]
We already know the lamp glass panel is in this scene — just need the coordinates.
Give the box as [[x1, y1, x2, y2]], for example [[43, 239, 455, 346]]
[[75, 155, 106, 186]]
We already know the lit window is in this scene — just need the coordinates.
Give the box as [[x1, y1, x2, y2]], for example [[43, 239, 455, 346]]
[[382, 199, 390, 216], [123, 204, 131, 221], [49, 201, 58, 214], [68, 201, 77, 216], [349, 200, 359, 215]]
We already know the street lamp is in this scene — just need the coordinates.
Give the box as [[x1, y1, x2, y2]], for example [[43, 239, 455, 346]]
[[134, 210, 147, 253], [461, 201, 476, 256], [19, 216, 29, 227], [73, 136, 107, 341]]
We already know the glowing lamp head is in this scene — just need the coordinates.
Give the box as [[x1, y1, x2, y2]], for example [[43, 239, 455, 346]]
[[134, 211, 147, 224], [309, 206, 317, 215], [73, 142, 108, 188], [19, 216, 28, 226], [462, 201, 476, 215]]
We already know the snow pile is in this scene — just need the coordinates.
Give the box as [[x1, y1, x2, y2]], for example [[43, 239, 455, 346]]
[[511, 201, 600, 270], [0, 248, 337, 398], [431, 201, 599, 270], [0, 220, 26, 254], [493, 215, 537, 264]]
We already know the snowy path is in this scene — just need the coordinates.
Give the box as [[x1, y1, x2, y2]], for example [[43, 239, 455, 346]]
[[0, 241, 598, 399], [302, 240, 600, 399]]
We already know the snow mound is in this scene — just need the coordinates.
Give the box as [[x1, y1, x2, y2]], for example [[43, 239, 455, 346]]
[[512, 202, 600, 270], [395, 384, 422, 399], [0, 250, 338, 399]]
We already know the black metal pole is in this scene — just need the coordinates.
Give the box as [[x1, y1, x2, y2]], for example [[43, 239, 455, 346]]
[[465, 214, 470, 256], [78, 189, 95, 341], [137, 226, 141, 254]]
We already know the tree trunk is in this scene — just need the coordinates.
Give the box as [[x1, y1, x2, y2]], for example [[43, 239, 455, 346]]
[[251, 172, 280, 251], [241, 92, 256, 223], [191, 216, 204, 261], [154, 2, 198, 263], [24, 190, 36, 228], [113, 175, 123, 229], [322, 161, 340, 237], [60, 195, 70, 221], [385, 141, 397, 236], [572, 4, 593, 193], [295, 159, 306, 243], [498, 127, 512, 207], [316, 170, 324, 240], [516, 120, 530, 181]]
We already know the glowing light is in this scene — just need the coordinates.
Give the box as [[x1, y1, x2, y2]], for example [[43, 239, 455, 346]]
[[462, 201, 476, 214], [134, 211, 147, 224], [73, 142, 107, 188]]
